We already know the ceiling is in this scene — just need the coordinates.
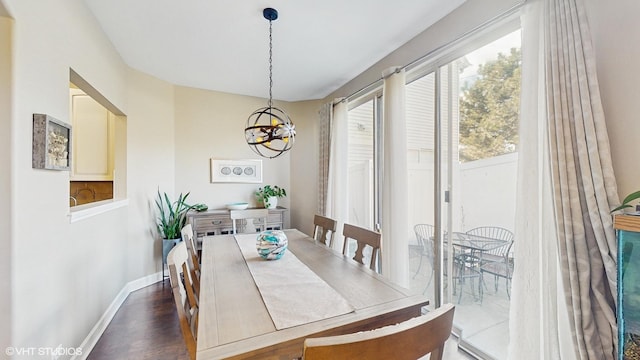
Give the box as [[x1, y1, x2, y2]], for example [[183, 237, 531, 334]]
[[84, 0, 465, 102]]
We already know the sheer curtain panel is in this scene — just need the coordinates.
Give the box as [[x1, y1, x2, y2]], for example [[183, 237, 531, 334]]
[[326, 101, 349, 251], [509, 1, 576, 358], [381, 67, 409, 287]]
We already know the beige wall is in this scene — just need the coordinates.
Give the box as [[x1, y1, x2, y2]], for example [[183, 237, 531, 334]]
[[174, 87, 291, 211], [585, 0, 640, 198], [125, 69, 176, 279], [3, 0, 175, 354], [288, 99, 323, 236], [173, 87, 320, 231]]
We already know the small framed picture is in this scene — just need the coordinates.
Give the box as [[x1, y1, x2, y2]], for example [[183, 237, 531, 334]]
[[210, 159, 262, 183], [32, 114, 72, 171]]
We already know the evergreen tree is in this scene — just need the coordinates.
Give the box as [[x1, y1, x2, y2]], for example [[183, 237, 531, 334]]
[[459, 48, 521, 162]]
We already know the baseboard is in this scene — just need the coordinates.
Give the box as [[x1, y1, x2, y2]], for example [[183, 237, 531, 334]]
[[72, 272, 163, 360]]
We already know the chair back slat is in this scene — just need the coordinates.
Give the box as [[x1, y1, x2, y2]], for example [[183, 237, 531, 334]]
[[167, 241, 198, 360], [181, 224, 201, 294], [313, 215, 337, 247], [230, 209, 269, 234], [342, 223, 381, 271], [303, 303, 455, 360]]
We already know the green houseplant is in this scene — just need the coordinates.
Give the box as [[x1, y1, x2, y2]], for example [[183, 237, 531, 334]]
[[156, 190, 192, 240], [255, 185, 286, 209], [611, 190, 640, 214], [155, 190, 208, 266]]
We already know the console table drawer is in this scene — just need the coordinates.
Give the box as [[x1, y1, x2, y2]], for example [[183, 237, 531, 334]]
[[187, 207, 288, 249]]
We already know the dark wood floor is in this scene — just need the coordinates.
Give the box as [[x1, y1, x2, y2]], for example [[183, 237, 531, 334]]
[[88, 279, 473, 360], [88, 279, 190, 360]]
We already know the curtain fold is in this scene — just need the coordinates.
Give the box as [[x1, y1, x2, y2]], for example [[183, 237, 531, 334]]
[[318, 102, 332, 216], [381, 67, 409, 287], [509, 1, 576, 358], [326, 101, 349, 251], [545, 0, 618, 358]]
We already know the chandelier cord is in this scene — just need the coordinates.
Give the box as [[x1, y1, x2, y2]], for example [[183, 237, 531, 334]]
[[268, 19, 273, 110], [245, 7, 295, 159]]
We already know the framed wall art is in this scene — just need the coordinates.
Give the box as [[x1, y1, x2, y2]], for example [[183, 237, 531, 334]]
[[210, 159, 262, 183], [32, 113, 72, 170]]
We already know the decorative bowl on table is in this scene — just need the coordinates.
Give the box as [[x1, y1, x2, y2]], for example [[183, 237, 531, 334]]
[[226, 202, 249, 210], [256, 230, 288, 260]]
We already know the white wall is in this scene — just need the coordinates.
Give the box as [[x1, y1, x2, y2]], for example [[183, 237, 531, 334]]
[[3, 0, 176, 355]]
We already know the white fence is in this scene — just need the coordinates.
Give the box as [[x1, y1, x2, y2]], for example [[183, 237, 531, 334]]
[[349, 152, 518, 243]]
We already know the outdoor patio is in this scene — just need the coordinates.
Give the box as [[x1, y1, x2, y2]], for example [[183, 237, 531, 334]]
[[409, 246, 511, 360]]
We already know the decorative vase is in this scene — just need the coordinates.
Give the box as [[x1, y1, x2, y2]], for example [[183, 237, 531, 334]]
[[256, 230, 288, 260], [265, 196, 278, 209]]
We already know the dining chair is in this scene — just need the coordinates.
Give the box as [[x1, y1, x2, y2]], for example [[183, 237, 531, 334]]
[[342, 223, 381, 271], [302, 303, 455, 360], [312, 214, 337, 247], [181, 224, 201, 295], [466, 226, 514, 297], [167, 241, 199, 360], [230, 209, 268, 234]]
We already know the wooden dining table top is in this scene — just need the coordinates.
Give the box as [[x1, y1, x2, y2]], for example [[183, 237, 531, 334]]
[[196, 229, 429, 360]]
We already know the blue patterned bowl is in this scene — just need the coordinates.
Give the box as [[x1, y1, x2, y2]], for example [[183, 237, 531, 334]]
[[256, 230, 288, 260]]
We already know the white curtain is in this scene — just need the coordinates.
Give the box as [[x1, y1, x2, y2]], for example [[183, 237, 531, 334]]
[[326, 100, 349, 251], [381, 67, 409, 287], [510, 0, 618, 358], [509, 1, 576, 358]]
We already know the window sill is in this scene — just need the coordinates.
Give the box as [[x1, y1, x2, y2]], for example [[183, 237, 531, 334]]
[[69, 198, 129, 223]]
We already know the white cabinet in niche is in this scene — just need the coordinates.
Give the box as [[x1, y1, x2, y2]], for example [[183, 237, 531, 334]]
[[70, 91, 114, 181]]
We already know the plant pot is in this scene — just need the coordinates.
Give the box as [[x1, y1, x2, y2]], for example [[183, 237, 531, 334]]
[[265, 196, 278, 209], [162, 238, 182, 265]]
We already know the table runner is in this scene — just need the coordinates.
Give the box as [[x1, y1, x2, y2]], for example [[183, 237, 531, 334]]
[[235, 233, 355, 330]]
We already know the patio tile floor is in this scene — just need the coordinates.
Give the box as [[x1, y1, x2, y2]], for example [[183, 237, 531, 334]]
[[409, 249, 510, 360]]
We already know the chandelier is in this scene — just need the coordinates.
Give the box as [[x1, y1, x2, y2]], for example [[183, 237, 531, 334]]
[[245, 8, 295, 159]]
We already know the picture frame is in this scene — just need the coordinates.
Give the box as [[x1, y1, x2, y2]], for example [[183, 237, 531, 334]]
[[32, 113, 72, 171], [210, 159, 262, 183]]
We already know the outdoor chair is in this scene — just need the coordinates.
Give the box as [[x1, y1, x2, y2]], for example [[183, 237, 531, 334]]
[[466, 226, 514, 298], [413, 226, 482, 303]]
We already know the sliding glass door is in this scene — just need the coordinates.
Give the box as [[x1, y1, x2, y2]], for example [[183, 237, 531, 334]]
[[407, 29, 521, 359], [346, 95, 382, 269]]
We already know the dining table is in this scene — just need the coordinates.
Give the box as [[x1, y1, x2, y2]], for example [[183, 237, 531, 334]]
[[196, 229, 430, 359]]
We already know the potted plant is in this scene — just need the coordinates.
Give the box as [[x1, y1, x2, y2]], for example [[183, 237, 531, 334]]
[[611, 190, 640, 213], [156, 190, 194, 265], [255, 185, 286, 209]]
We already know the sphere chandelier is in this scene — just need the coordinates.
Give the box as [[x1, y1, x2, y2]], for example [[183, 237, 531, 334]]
[[245, 8, 295, 159]]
